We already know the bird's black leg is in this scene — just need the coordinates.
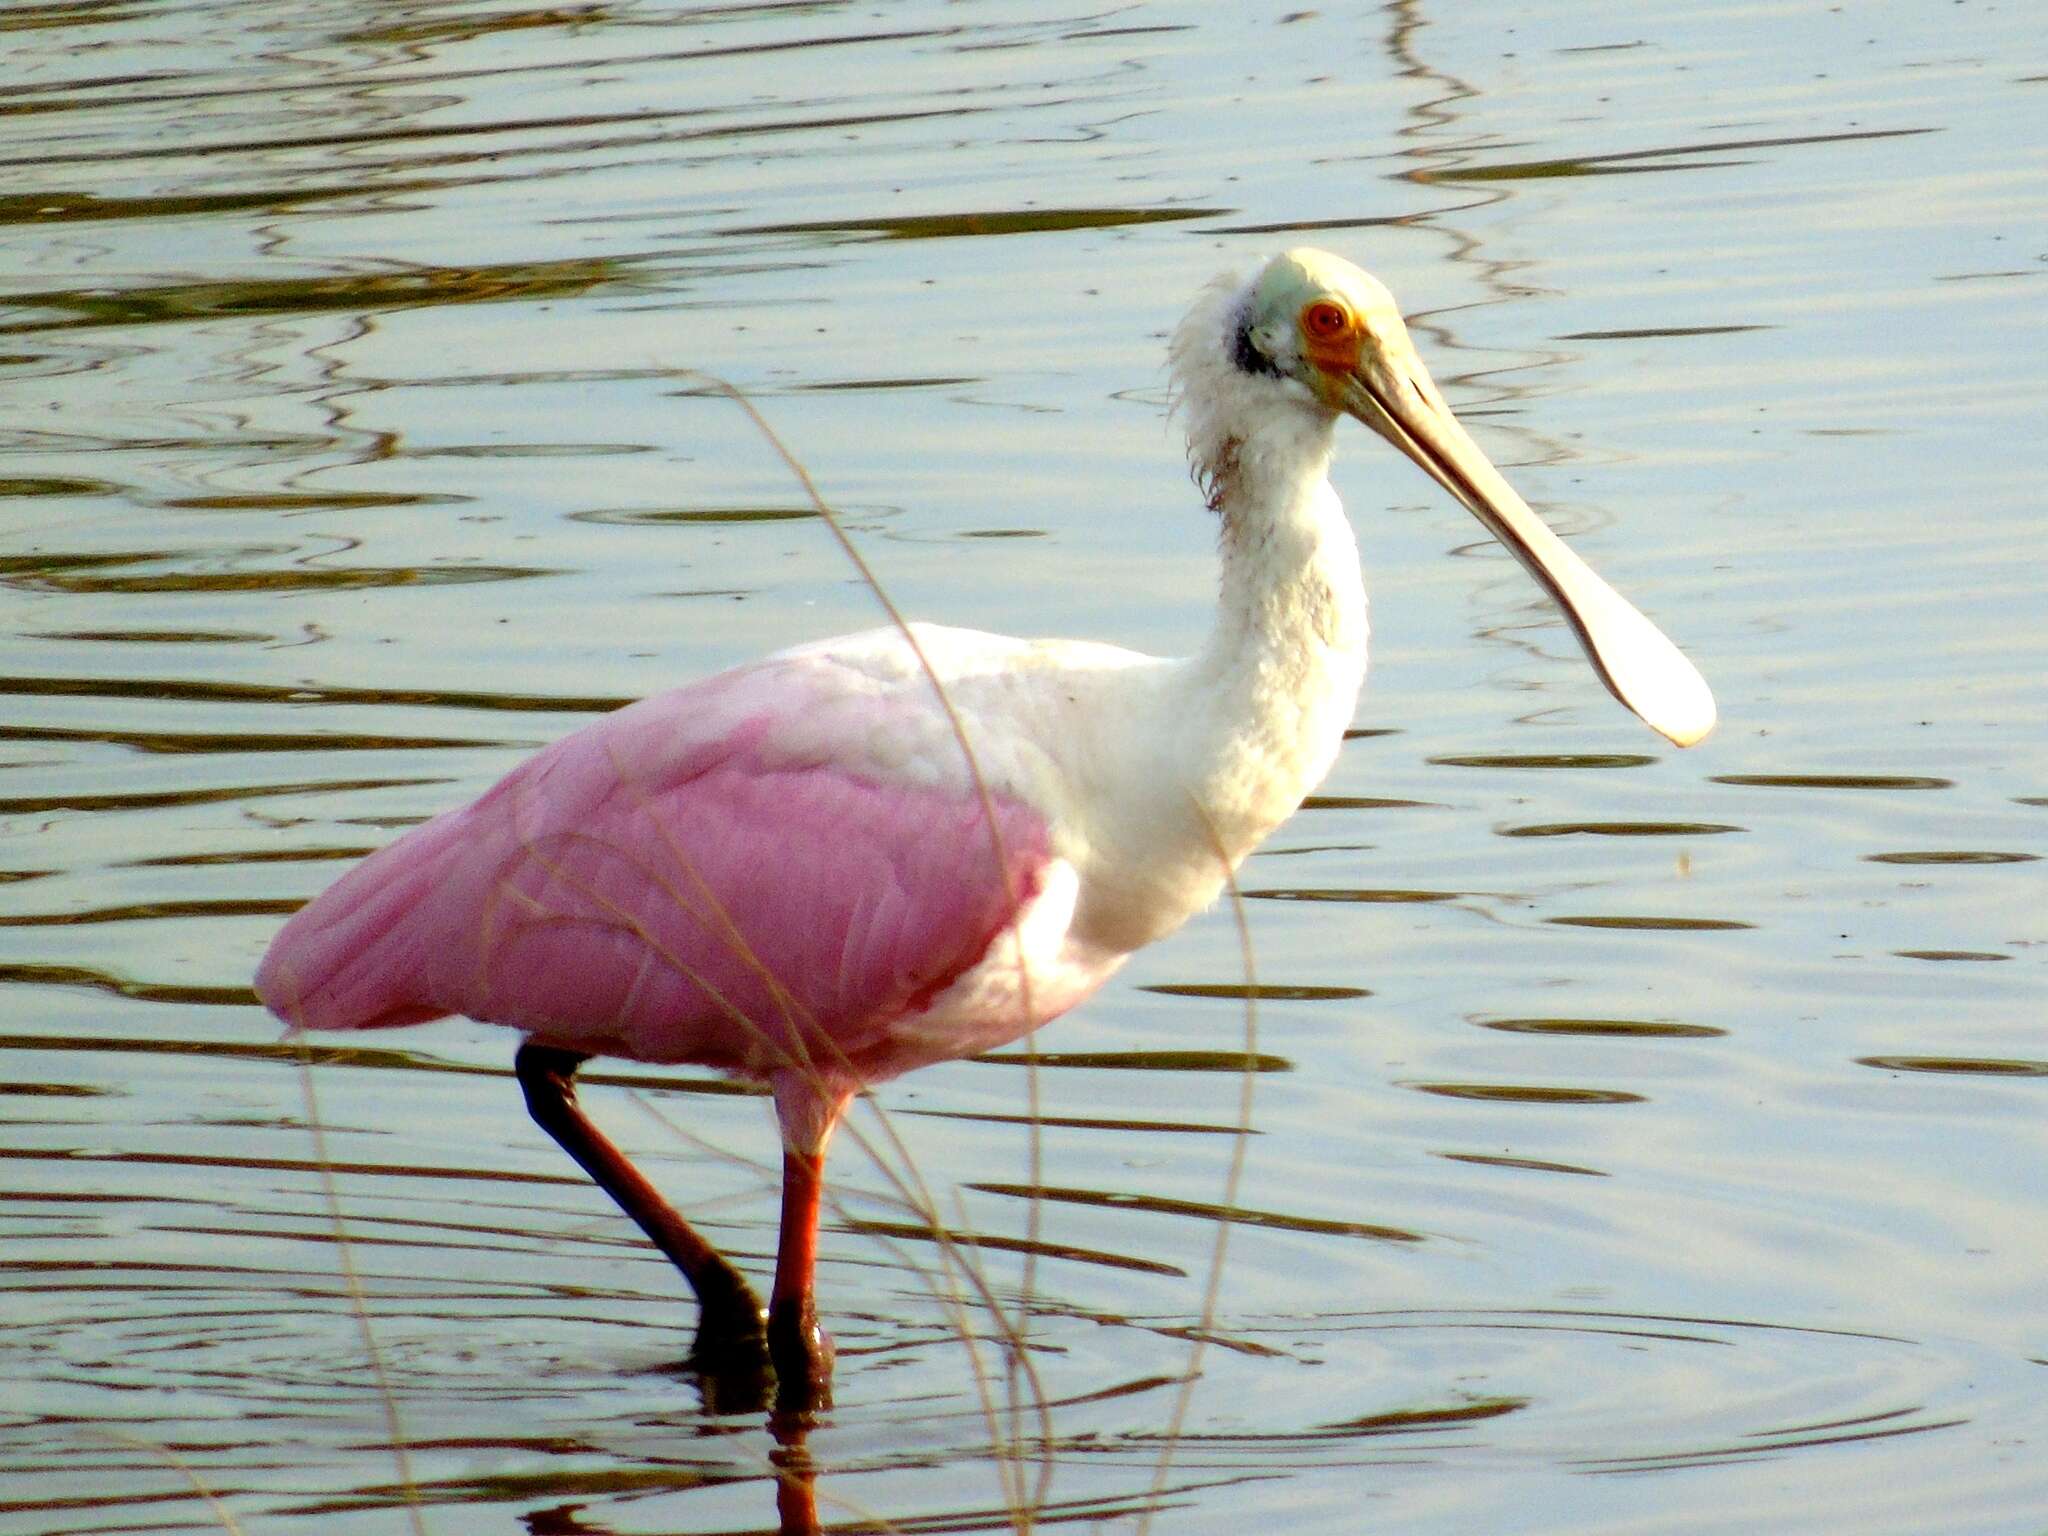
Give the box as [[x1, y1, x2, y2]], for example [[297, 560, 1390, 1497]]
[[514, 1042, 769, 1396]]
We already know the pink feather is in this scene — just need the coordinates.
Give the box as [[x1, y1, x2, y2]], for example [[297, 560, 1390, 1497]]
[[256, 657, 1053, 1100]]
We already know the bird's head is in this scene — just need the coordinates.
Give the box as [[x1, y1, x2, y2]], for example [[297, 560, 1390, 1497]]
[[1177, 247, 1716, 748], [1229, 247, 1409, 401]]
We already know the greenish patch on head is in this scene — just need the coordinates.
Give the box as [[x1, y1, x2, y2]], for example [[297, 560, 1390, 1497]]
[[1256, 248, 1395, 321]]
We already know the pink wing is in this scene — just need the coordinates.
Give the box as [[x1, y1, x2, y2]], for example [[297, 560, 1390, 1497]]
[[255, 656, 1052, 1088]]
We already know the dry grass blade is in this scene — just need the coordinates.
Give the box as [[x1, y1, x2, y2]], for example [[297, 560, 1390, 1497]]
[[296, 1040, 428, 1536], [100, 1430, 248, 1536], [1138, 806, 1262, 1535]]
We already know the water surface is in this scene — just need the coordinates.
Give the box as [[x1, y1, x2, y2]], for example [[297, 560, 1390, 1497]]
[[3, 2, 2045, 1532]]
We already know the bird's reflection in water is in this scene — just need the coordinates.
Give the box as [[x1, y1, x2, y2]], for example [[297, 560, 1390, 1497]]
[[771, 1413, 821, 1536]]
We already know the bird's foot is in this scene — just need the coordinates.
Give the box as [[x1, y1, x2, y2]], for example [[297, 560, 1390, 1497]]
[[685, 1291, 773, 1415], [768, 1295, 836, 1415]]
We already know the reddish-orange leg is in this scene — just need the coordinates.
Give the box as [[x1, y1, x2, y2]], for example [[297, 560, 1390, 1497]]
[[768, 1146, 835, 1411]]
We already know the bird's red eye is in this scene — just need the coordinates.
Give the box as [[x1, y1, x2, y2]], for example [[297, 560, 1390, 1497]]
[[1302, 301, 1351, 340]]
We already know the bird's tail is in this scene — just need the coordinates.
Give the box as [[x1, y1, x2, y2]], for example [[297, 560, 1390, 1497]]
[[254, 811, 467, 1034]]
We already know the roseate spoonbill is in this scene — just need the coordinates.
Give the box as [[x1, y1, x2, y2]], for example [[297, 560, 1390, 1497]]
[[256, 248, 1713, 1412]]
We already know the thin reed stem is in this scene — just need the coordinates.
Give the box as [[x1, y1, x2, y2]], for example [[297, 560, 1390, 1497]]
[[296, 1042, 428, 1536]]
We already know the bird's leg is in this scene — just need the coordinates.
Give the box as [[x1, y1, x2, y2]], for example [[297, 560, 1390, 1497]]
[[768, 1143, 835, 1412], [514, 1043, 768, 1375]]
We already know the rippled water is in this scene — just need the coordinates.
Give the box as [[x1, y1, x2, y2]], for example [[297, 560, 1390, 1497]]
[[4, 2, 2044, 1532]]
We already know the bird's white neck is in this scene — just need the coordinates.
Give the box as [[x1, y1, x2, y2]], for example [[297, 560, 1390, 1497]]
[[1178, 397, 1369, 866], [1054, 271, 1373, 957]]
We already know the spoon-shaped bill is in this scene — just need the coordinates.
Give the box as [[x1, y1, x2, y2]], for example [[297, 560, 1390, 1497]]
[[1338, 356, 1716, 748]]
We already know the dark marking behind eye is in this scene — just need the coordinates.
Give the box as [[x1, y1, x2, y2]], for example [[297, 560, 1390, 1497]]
[[1232, 308, 1283, 380]]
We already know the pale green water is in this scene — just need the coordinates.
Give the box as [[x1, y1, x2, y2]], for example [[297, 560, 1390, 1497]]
[[3, 2, 2044, 1532]]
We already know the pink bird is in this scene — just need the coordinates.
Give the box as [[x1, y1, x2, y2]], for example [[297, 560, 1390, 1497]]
[[257, 249, 1713, 1412]]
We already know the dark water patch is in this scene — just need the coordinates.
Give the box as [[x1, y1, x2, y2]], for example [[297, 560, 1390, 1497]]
[[0, 474, 118, 496], [900, 1107, 1256, 1137], [0, 673, 633, 714], [1500, 820, 1742, 838], [1555, 325, 1774, 340], [1247, 887, 1461, 903], [973, 1049, 1291, 1074], [1866, 850, 2036, 866], [1713, 773, 1953, 791], [345, 15, 946, 54], [0, 255, 633, 336], [404, 441, 653, 460], [6, 561, 553, 595], [570, 504, 818, 526], [0, 870, 53, 884], [1301, 793, 1436, 810], [0, 4, 157, 36], [1426, 156, 1744, 181], [0, 1080, 107, 1097], [726, 206, 1229, 241], [1438, 1151, 1607, 1176], [1417, 127, 1936, 183], [1254, 843, 1373, 860], [1065, 22, 1199, 38], [127, 845, 377, 867], [0, 965, 255, 1008], [339, 5, 629, 47], [957, 528, 1047, 539], [794, 374, 981, 392], [162, 490, 466, 511], [1195, 1397, 1541, 1445], [1036, 1373, 1187, 1413], [0, 183, 452, 227], [28, 627, 271, 643], [1410, 1083, 1645, 1105], [1933, 269, 2045, 284], [1142, 982, 1369, 1001], [1577, 1410, 1967, 1473], [1434, 753, 1657, 770], [7, 429, 341, 457], [0, 548, 168, 577], [1480, 1017, 1724, 1039], [0, 897, 302, 928], [0, 722, 512, 755], [1892, 949, 2010, 963], [968, 1183, 1422, 1243], [1859, 1056, 2046, 1077], [845, 1218, 1185, 1277], [1324, 1397, 1530, 1434], [1546, 915, 1753, 932], [0, 774, 442, 814]]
